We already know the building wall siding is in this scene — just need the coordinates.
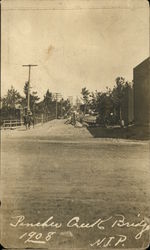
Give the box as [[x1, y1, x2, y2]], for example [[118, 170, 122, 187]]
[[133, 57, 150, 126]]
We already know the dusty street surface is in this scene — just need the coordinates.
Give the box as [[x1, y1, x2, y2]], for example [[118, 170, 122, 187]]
[[1, 120, 150, 249]]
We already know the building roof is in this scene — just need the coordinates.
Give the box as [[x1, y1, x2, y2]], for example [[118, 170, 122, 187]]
[[134, 57, 150, 70]]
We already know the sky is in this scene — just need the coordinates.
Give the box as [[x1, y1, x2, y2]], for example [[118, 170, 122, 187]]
[[1, 0, 149, 101]]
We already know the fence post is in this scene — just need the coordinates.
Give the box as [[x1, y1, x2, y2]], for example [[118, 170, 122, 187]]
[[41, 114, 44, 125], [3, 120, 5, 129]]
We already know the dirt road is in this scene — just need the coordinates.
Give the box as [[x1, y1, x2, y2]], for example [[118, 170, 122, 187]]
[[1, 120, 150, 249]]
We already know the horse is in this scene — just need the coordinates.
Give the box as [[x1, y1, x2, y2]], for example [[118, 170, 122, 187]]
[[23, 115, 34, 130]]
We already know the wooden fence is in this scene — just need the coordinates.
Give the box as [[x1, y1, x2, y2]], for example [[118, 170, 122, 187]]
[[1, 115, 56, 130], [1, 120, 24, 129]]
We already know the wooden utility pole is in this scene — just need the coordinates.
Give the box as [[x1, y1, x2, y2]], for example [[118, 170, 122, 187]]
[[22, 64, 38, 112], [61, 98, 63, 118], [54, 93, 61, 119], [56, 95, 58, 119]]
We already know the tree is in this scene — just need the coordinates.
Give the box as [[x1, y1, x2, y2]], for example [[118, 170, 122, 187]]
[[43, 89, 54, 115], [2, 86, 22, 108], [23, 81, 29, 100], [95, 92, 113, 125], [62, 98, 71, 116], [30, 91, 40, 111], [1, 86, 23, 120], [112, 77, 130, 123], [43, 90, 53, 112], [23, 82, 40, 113], [81, 87, 90, 114], [89, 91, 98, 112]]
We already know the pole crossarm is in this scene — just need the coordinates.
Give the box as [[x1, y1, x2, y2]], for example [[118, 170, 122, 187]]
[[22, 64, 38, 66]]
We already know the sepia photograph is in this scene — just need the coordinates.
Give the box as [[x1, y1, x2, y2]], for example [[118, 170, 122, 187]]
[[1, 0, 150, 249]]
